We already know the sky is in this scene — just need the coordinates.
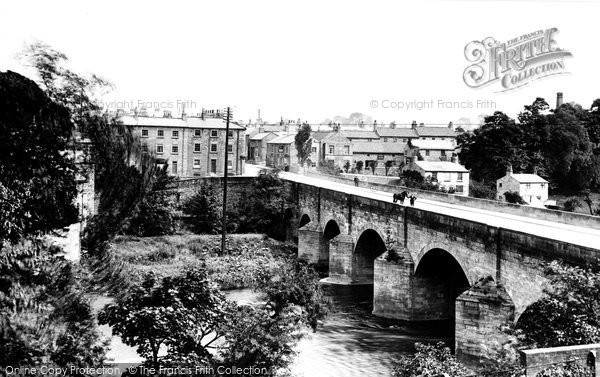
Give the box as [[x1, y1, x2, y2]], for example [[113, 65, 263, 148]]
[[1, 0, 599, 125]]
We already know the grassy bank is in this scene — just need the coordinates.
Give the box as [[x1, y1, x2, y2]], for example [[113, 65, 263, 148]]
[[111, 233, 297, 290]]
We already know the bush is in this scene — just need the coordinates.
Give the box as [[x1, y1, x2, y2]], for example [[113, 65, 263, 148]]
[[392, 342, 471, 377], [504, 191, 527, 204], [563, 197, 582, 212], [470, 180, 497, 199]]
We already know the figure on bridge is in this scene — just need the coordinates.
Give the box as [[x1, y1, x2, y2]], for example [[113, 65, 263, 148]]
[[393, 191, 409, 204], [354, 177, 360, 187], [409, 194, 417, 206]]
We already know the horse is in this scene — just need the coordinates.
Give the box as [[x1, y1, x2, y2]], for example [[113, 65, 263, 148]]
[[393, 191, 409, 204]]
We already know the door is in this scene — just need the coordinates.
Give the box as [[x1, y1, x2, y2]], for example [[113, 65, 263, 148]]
[[210, 159, 217, 174]]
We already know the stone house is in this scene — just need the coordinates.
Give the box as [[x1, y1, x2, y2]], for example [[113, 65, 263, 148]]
[[352, 142, 405, 175], [319, 129, 353, 168], [123, 112, 246, 177], [404, 139, 456, 162], [403, 159, 470, 196], [248, 132, 279, 163], [266, 134, 297, 169], [496, 166, 549, 206]]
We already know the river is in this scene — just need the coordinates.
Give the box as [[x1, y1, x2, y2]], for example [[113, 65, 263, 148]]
[[91, 282, 450, 377]]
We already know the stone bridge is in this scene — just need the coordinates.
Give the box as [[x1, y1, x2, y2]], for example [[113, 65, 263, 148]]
[[280, 174, 600, 362]]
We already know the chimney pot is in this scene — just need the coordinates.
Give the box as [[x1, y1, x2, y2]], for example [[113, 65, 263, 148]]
[[411, 121, 417, 129], [556, 92, 564, 109], [507, 164, 513, 176]]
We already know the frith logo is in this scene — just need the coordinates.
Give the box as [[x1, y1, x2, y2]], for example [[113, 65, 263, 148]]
[[463, 28, 572, 92]]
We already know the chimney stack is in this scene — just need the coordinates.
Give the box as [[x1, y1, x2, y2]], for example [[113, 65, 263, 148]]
[[411, 120, 417, 129], [448, 121, 454, 129], [507, 163, 513, 176], [556, 92, 563, 109]]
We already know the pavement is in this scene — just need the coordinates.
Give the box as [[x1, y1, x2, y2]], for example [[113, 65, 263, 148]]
[[278, 170, 600, 251]]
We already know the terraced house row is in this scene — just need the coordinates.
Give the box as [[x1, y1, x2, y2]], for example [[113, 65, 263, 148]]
[[121, 110, 246, 177]]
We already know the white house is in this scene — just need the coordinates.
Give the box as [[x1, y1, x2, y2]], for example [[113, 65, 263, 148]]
[[496, 166, 548, 206], [404, 159, 470, 196]]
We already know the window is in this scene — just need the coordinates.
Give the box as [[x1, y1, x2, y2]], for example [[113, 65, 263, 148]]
[[457, 172, 463, 182], [227, 160, 233, 169], [193, 159, 200, 168], [393, 138, 397, 143], [541, 183, 545, 188], [456, 185, 464, 193], [499, 182, 503, 188], [172, 161, 177, 174], [172, 130, 179, 138], [227, 144, 233, 153], [377, 154, 384, 160], [194, 129, 202, 137], [210, 143, 218, 152], [384, 138, 388, 142], [172, 145, 179, 154], [194, 143, 201, 152], [311, 147, 317, 153], [157, 130, 164, 138], [441, 150, 446, 157], [284, 145, 289, 154], [344, 145, 350, 155], [228, 130, 234, 138], [432, 172, 438, 181], [526, 183, 531, 189], [425, 150, 430, 156], [278, 145, 284, 153], [156, 145, 164, 154], [329, 145, 334, 154], [311, 162, 316, 167], [141, 129, 148, 137], [141, 144, 148, 153], [443, 173, 451, 182], [403, 138, 407, 143], [211, 130, 218, 137], [432, 137, 436, 140]]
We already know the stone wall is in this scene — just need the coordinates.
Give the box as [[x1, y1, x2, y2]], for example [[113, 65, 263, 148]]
[[521, 344, 600, 377]]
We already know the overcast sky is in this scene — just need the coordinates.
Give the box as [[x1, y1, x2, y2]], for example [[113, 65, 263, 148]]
[[1, 0, 599, 125]]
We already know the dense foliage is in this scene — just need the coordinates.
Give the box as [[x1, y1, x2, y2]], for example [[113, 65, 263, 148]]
[[183, 183, 223, 234], [392, 342, 471, 377], [503, 191, 527, 205], [517, 262, 600, 348], [99, 268, 229, 369], [458, 98, 600, 196], [0, 68, 107, 370], [295, 122, 312, 166]]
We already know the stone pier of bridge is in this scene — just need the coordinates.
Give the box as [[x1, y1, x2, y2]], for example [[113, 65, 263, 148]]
[[289, 180, 600, 364]]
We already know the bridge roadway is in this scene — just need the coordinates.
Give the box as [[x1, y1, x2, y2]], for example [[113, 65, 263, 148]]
[[279, 172, 600, 251]]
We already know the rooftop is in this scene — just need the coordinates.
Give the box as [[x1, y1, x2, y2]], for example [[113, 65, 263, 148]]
[[375, 127, 418, 138], [415, 126, 458, 137], [267, 134, 296, 144], [311, 131, 332, 141], [414, 161, 469, 172], [352, 142, 406, 154], [250, 132, 278, 141], [409, 139, 456, 150], [120, 116, 245, 130], [342, 130, 379, 139], [509, 174, 548, 183]]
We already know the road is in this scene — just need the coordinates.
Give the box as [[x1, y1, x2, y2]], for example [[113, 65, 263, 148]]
[[278, 171, 600, 251]]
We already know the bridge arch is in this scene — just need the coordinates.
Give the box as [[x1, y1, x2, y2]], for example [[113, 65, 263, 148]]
[[414, 247, 470, 321], [353, 229, 386, 283], [414, 242, 474, 285], [299, 213, 311, 228], [319, 219, 341, 274]]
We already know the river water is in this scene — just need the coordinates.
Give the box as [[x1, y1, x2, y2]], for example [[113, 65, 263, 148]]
[[91, 282, 450, 377]]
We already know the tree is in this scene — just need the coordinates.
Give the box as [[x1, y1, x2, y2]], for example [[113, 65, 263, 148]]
[[0, 70, 106, 371], [122, 165, 176, 237], [355, 160, 364, 173], [183, 183, 222, 234], [0, 70, 78, 242], [370, 160, 378, 174], [294, 122, 312, 167], [385, 160, 394, 176], [343, 160, 351, 173], [458, 111, 531, 183], [98, 268, 229, 369], [517, 261, 600, 348]]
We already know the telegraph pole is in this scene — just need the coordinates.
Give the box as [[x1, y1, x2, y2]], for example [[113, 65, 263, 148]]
[[221, 107, 231, 255]]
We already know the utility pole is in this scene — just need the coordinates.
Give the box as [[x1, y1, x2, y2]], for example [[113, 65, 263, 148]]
[[221, 107, 231, 255]]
